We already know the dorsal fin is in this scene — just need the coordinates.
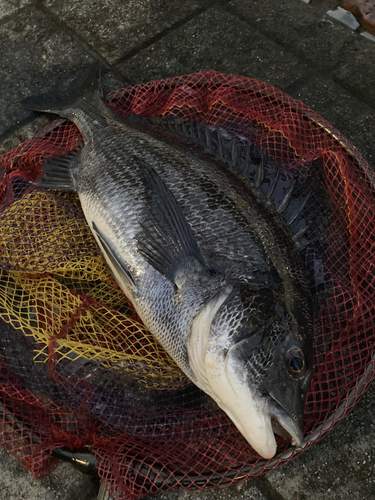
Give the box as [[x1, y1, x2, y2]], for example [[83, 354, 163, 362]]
[[142, 117, 313, 242]]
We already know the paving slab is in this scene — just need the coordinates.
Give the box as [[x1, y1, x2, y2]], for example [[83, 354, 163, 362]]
[[0, 0, 29, 20], [228, 0, 375, 113], [228, 0, 354, 69], [0, 6, 94, 139], [333, 34, 375, 109], [42, 0, 205, 65], [118, 7, 308, 91]]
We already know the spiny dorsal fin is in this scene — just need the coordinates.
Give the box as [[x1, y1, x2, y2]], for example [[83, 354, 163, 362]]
[[135, 156, 209, 285], [138, 117, 315, 243]]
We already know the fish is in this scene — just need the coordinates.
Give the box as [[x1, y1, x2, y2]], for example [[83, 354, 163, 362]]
[[22, 74, 314, 459]]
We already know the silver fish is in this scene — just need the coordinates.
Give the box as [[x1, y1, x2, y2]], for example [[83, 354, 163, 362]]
[[22, 79, 314, 459]]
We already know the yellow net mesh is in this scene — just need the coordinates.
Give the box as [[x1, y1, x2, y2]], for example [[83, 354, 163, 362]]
[[0, 189, 188, 390]]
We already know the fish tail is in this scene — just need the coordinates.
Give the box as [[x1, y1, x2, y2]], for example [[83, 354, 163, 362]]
[[21, 63, 103, 115]]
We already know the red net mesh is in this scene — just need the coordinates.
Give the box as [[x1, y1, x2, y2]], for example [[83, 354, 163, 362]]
[[0, 71, 374, 499]]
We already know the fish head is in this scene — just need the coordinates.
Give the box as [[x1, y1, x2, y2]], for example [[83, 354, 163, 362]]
[[188, 283, 313, 459]]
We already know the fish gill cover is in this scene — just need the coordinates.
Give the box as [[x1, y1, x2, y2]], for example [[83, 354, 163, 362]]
[[0, 71, 374, 499]]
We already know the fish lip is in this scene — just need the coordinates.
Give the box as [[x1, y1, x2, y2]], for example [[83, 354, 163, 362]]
[[269, 397, 304, 447]]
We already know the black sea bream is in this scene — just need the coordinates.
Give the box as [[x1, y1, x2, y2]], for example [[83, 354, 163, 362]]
[[22, 81, 314, 459]]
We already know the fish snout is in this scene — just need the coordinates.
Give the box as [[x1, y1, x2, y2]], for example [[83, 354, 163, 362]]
[[269, 397, 304, 447]]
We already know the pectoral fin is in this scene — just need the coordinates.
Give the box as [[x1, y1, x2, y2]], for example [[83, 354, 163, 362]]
[[135, 156, 209, 285]]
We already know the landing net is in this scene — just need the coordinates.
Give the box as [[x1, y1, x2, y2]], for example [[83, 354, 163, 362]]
[[0, 71, 374, 499]]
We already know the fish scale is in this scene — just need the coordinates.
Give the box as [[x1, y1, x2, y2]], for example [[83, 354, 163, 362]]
[[22, 80, 314, 460]]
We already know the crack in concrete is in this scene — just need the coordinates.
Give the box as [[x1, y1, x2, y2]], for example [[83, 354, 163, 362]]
[[254, 477, 292, 500], [31, 0, 111, 67], [113, 0, 233, 66]]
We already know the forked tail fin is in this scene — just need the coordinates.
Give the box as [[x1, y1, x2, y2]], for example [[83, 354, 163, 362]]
[[21, 63, 103, 115]]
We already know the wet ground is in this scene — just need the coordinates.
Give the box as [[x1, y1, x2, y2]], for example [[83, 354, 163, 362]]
[[0, 0, 375, 499]]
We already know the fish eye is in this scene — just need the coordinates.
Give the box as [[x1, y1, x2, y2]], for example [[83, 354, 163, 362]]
[[286, 348, 306, 377]]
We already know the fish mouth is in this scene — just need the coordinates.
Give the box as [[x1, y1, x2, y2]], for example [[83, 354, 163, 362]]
[[269, 399, 304, 447]]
